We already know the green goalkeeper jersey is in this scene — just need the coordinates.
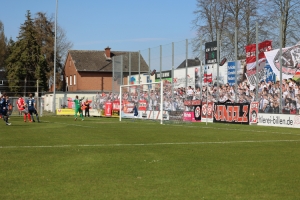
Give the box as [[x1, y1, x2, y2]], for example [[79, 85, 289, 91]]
[[73, 98, 84, 109]]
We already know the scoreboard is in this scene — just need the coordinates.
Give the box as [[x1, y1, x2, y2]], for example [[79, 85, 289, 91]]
[[205, 41, 217, 64]]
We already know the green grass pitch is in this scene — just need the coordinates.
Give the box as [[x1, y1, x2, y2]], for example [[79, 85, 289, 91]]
[[1, 116, 300, 199]]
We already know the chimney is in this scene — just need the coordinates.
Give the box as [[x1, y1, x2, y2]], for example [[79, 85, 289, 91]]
[[105, 46, 111, 61]]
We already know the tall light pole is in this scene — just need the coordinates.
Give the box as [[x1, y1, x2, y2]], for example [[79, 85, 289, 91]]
[[53, 0, 58, 113]]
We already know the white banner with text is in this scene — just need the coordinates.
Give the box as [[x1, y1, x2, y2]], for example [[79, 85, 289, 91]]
[[257, 113, 300, 128]]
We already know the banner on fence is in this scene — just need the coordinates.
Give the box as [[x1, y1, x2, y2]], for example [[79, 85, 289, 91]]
[[257, 113, 300, 128], [201, 102, 213, 123], [213, 102, 250, 124], [56, 109, 74, 115], [194, 105, 201, 121], [183, 111, 194, 121], [249, 102, 259, 124], [105, 102, 112, 117]]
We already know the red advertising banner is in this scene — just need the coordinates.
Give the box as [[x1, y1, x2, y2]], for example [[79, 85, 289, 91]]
[[201, 102, 213, 119], [105, 102, 112, 116], [112, 100, 120, 111], [213, 103, 250, 124], [184, 100, 201, 106], [204, 73, 212, 83], [139, 100, 147, 111]]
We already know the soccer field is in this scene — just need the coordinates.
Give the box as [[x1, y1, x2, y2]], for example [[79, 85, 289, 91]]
[[1, 116, 300, 200]]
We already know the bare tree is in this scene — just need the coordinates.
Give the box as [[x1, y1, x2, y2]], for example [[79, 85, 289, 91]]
[[221, 0, 246, 59], [33, 12, 73, 91], [192, 0, 264, 60], [192, 0, 228, 58], [263, 0, 300, 47], [192, 0, 285, 60], [56, 26, 73, 63]]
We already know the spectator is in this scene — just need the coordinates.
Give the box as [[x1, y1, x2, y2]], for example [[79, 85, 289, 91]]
[[84, 99, 90, 117]]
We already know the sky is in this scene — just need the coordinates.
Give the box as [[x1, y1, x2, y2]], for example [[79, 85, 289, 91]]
[[0, 0, 197, 54]]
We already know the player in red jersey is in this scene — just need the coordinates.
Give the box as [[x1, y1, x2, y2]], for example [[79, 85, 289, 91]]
[[17, 94, 30, 122]]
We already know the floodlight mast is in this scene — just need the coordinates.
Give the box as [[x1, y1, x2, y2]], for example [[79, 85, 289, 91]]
[[53, 0, 58, 113]]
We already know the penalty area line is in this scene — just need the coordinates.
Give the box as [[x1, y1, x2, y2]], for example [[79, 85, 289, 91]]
[[1, 139, 300, 149]]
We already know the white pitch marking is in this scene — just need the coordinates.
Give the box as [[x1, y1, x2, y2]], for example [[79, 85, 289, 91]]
[[41, 120, 300, 136], [0, 140, 300, 149]]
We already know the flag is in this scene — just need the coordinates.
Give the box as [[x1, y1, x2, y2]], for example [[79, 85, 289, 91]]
[[204, 73, 212, 83], [265, 44, 300, 77], [245, 40, 272, 70]]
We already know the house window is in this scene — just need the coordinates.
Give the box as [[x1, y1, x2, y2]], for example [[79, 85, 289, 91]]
[[66, 76, 68, 86], [0, 80, 3, 85], [70, 76, 72, 86], [73, 74, 76, 85]]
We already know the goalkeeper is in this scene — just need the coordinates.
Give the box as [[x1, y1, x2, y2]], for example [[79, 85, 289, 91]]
[[68, 95, 85, 121]]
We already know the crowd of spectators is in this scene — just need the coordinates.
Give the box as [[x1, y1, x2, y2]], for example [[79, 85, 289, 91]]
[[93, 78, 300, 115]]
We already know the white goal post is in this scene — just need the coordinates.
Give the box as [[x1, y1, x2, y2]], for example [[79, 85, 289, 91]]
[[119, 81, 164, 124]]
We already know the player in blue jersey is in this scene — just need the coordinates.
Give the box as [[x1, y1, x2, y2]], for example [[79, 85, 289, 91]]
[[1, 93, 11, 125], [26, 93, 40, 122]]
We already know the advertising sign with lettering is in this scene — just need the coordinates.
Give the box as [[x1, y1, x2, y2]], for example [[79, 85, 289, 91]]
[[258, 113, 300, 128], [183, 111, 194, 121], [173, 67, 196, 88], [168, 111, 184, 121], [155, 70, 172, 79], [227, 61, 243, 86], [227, 61, 236, 86], [213, 103, 250, 124]]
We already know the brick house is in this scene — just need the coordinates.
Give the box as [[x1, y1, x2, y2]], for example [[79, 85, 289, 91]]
[[64, 47, 149, 92]]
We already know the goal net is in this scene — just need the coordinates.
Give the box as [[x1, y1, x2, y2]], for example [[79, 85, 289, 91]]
[[119, 81, 185, 124]]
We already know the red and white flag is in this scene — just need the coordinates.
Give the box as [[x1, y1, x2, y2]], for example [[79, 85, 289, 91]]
[[204, 73, 212, 83], [245, 40, 272, 70]]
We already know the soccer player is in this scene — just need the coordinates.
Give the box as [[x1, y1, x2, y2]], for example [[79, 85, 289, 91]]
[[133, 103, 138, 118], [17, 94, 30, 122], [68, 95, 84, 121], [7, 96, 13, 118], [0, 93, 11, 125], [26, 94, 40, 123]]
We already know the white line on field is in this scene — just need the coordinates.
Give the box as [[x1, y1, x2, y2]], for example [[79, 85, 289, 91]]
[[1, 140, 300, 149], [163, 123, 300, 136], [43, 120, 300, 136]]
